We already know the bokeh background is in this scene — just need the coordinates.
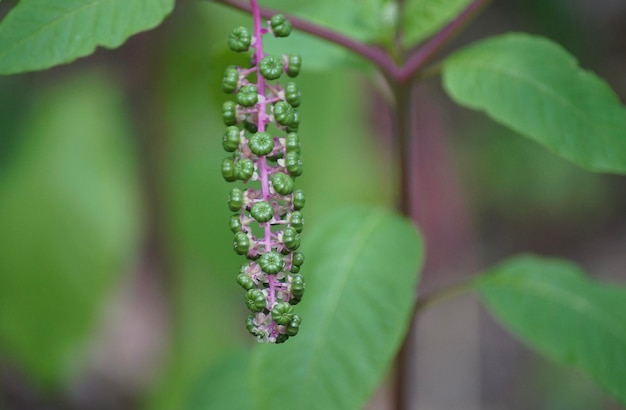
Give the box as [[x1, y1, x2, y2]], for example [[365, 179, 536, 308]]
[[0, 0, 624, 409]]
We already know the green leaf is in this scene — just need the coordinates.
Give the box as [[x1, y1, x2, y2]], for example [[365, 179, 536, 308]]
[[249, 206, 423, 410], [403, 0, 472, 47], [186, 350, 253, 410], [0, 72, 141, 387], [442, 33, 626, 174], [0, 0, 174, 75], [474, 255, 626, 405]]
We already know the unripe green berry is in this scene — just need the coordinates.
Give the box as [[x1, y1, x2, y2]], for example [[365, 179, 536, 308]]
[[233, 231, 250, 255], [292, 189, 305, 210], [222, 126, 240, 152], [222, 101, 237, 126], [285, 133, 300, 153], [284, 82, 301, 107], [276, 333, 290, 343], [245, 289, 266, 312], [286, 54, 302, 78], [271, 301, 294, 325], [285, 151, 303, 177], [270, 14, 292, 37], [249, 132, 274, 156], [235, 158, 255, 181], [286, 314, 301, 336], [243, 119, 258, 134], [271, 172, 294, 195], [246, 314, 260, 335], [290, 211, 304, 233], [286, 109, 300, 132], [222, 66, 239, 93], [250, 201, 273, 223], [229, 214, 242, 233], [290, 265, 300, 273], [283, 227, 300, 250], [292, 251, 304, 267], [237, 273, 255, 290], [259, 55, 283, 80], [237, 85, 258, 107], [259, 251, 284, 274], [228, 188, 244, 212], [222, 158, 237, 182], [291, 274, 305, 296], [273, 101, 294, 126], [228, 26, 251, 52]]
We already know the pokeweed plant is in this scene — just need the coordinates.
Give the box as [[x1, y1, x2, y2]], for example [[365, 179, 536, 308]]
[[0, 0, 625, 409]]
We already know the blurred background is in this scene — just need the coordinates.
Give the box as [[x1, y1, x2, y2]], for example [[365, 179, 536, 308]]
[[0, 0, 624, 409]]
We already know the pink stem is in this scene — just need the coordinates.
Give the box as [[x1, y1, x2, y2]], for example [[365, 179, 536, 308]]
[[251, 0, 273, 255]]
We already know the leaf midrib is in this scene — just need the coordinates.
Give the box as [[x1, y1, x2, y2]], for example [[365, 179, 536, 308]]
[[301, 211, 384, 399]]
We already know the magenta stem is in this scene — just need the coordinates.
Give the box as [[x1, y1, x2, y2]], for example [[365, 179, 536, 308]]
[[251, 0, 273, 254]]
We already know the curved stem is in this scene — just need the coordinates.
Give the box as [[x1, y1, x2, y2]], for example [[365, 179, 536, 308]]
[[211, 0, 491, 83], [415, 280, 474, 314], [212, 0, 399, 77]]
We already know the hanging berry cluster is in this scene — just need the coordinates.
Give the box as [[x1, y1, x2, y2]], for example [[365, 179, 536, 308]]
[[220, 7, 305, 344]]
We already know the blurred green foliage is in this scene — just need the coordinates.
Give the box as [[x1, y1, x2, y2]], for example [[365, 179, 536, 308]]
[[0, 73, 142, 387]]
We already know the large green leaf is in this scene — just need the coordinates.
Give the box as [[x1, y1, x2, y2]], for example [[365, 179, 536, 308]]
[[442, 33, 626, 174], [248, 206, 423, 410], [186, 350, 253, 410], [0, 0, 174, 74], [0, 73, 141, 387], [474, 255, 626, 405], [403, 0, 472, 47]]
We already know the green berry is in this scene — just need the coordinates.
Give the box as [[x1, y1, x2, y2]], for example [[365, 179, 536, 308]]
[[228, 26, 251, 52], [249, 132, 274, 156], [243, 119, 258, 134], [286, 54, 301, 78], [222, 66, 239, 93], [228, 188, 244, 212], [285, 133, 300, 153], [259, 55, 283, 80], [222, 126, 240, 152], [286, 314, 301, 336], [271, 172, 294, 195], [290, 211, 304, 233], [290, 265, 300, 273], [259, 251, 284, 274], [235, 158, 254, 181], [222, 101, 237, 126], [285, 151, 302, 177], [237, 273, 255, 290], [222, 158, 237, 182], [237, 85, 258, 107], [292, 189, 305, 210], [284, 82, 301, 107], [286, 109, 300, 132], [273, 101, 294, 126], [291, 274, 305, 296], [270, 14, 292, 37], [229, 214, 242, 233], [271, 301, 294, 325], [275, 333, 289, 343], [250, 201, 274, 223], [283, 227, 300, 250], [245, 289, 266, 312], [233, 231, 250, 255], [246, 314, 260, 336], [292, 251, 304, 267]]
